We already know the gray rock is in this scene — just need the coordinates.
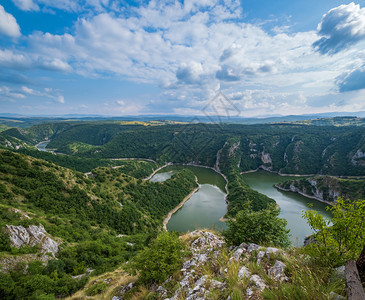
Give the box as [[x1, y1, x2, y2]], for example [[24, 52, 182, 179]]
[[334, 265, 345, 280], [247, 243, 260, 253], [4, 224, 59, 256], [238, 266, 251, 279], [257, 250, 265, 264], [197, 253, 208, 263], [266, 247, 280, 257], [249, 274, 267, 291], [329, 291, 346, 300], [120, 282, 133, 295], [180, 273, 193, 289], [182, 258, 196, 270], [268, 260, 287, 281], [112, 296, 121, 300], [246, 287, 254, 298], [238, 242, 248, 249], [233, 248, 244, 261], [156, 285, 168, 297]]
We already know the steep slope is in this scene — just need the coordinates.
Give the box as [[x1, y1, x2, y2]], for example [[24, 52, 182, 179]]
[[0, 149, 197, 298], [276, 175, 365, 203]]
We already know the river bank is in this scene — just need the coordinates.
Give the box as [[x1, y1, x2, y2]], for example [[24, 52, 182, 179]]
[[163, 176, 200, 230], [274, 184, 335, 206]]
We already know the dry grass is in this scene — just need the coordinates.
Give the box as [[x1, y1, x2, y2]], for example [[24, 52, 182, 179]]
[[66, 267, 137, 300]]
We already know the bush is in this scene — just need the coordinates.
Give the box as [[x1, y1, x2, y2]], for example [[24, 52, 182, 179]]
[[85, 282, 108, 296], [131, 231, 185, 284], [223, 203, 290, 248], [302, 198, 365, 267], [0, 229, 11, 251]]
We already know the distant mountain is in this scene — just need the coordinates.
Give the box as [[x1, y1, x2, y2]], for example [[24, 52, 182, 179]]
[[0, 111, 365, 127]]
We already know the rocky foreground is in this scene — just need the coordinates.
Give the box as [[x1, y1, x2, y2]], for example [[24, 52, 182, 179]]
[[74, 230, 346, 300]]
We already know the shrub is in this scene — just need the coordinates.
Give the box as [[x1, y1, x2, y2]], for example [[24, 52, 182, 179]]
[[85, 282, 108, 296], [223, 203, 290, 248], [302, 198, 365, 267], [131, 231, 185, 284]]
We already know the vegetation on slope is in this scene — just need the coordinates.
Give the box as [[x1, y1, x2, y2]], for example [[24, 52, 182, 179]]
[[4, 122, 361, 176], [277, 175, 365, 202], [0, 149, 197, 299]]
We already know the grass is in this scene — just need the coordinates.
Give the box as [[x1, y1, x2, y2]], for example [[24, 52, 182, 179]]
[[66, 267, 137, 300]]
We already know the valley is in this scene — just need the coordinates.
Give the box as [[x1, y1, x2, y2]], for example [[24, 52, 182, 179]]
[[0, 120, 364, 299]]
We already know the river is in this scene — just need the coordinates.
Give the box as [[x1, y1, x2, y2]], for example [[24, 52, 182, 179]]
[[241, 170, 332, 245], [150, 165, 227, 232], [36, 141, 51, 152]]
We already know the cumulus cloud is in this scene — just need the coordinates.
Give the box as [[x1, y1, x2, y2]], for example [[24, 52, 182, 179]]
[[12, 0, 39, 11], [216, 65, 241, 81], [3, 0, 365, 115], [0, 5, 21, 37], [338, 65, 365, 92], [176, 62, 204, 84], [313, 2, 365, 55]]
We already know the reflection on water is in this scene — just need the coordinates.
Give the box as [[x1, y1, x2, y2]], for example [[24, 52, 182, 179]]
[[242, 170, 332, 245], [150, 165, 227, 232]]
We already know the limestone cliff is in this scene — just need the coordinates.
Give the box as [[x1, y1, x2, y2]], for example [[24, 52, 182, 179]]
[[276, 175, 365, 203], [3, 224, 60, 256]]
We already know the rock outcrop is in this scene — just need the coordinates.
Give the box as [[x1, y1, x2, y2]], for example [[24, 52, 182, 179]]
[[155, 230, 288, 300], [3, 224, 60, 256]]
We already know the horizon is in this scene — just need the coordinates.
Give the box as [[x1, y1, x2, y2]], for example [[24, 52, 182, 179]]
[[1, 1, 365, 117]]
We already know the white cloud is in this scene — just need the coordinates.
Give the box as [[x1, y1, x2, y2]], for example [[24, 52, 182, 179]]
[[3, 0, 365, 115], [313, 2, 365, 54], [0, 5, 21, 37], [12, 0, 39, 11], [0, 86, 26, 100], [0, 49, 30, 68], [21, 86, 65, 103]]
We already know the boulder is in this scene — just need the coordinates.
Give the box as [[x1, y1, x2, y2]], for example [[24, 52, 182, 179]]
[[266, 247, 280, 257], [247, 243, 260, 253], [268, 260, 287, 281], [249, 274, 267, 291], [233, 248, 244, 261], [238, 266, 251, 279], [257, 250, 265, 265]]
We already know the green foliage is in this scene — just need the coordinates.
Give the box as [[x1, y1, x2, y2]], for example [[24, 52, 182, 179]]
[[85, 282, 108, 296], [224, 203, 290, 248], [132, 231, 185, 284], [302, 198, 365, 267], [0, 229, 11, 251]]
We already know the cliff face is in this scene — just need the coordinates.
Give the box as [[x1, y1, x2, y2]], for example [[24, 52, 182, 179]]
[[3, 224, 60, 256], [276, 176, 365, 203]]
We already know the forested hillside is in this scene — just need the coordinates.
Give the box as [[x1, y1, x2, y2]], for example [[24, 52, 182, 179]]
[[2, 122, 362, 176], [0, 149, 197, 298]]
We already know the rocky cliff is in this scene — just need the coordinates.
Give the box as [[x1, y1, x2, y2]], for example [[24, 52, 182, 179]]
[[3, 224, 60, 256], [276, 175, 365, 203]]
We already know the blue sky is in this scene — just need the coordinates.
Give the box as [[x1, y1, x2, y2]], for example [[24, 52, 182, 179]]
[[0, 0, 365, 117]]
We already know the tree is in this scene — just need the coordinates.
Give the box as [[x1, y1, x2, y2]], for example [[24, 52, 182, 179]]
[[131, 231, 185, 284], [303, 198, 365, 267], [223, 203, 290, 248]]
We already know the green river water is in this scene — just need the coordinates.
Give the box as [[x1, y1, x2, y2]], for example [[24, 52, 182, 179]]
[[151, 167, 332, 245], [35, 140, 331, 246]]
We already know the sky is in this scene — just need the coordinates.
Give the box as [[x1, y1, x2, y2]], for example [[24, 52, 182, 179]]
[[0, 0, 365, 117]]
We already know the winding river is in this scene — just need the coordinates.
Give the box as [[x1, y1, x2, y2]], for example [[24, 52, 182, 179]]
[[241, 170, 332, 245], [150, 165, 228, 232], [37, 139, 332, 245], [152, 166, 332, 245]]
